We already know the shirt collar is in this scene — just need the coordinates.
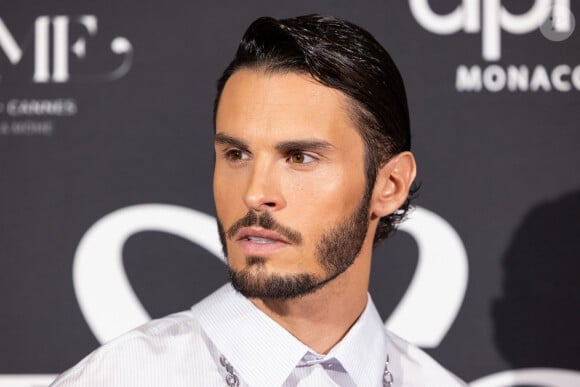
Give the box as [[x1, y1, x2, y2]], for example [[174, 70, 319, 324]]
[[191, 283, 387, 386], [191, 284, 308, 386], [326, 292, 387, 385]]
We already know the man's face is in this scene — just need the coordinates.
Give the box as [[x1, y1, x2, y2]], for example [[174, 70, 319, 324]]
[[214, 69, 371, 299]]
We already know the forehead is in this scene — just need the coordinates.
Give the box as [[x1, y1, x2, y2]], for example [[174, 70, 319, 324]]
[[215, 69, 360, 142]]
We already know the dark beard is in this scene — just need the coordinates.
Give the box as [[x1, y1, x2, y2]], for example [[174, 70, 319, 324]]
[[217, 192, 370, 299]]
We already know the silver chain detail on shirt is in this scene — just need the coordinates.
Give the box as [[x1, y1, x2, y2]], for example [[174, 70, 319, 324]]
[[383, 354, 394, 387], [219, 353, 393, 386]]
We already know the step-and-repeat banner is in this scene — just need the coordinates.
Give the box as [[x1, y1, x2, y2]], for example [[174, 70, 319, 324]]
[[1, 1, 579, 386]]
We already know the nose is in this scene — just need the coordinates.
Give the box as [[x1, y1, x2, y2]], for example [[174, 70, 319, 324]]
[[243, 161, 286, 212]]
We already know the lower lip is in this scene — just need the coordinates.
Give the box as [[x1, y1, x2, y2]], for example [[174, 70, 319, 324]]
[[236, 239, 289, 254]]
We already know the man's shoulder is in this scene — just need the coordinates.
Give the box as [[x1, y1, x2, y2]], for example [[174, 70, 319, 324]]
[[50, 311, 219, 386], [84, 310, 206, 357], [385, 330, 468, 387]]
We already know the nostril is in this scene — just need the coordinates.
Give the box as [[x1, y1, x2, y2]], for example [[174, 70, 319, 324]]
[[264, 202, 276, 207]]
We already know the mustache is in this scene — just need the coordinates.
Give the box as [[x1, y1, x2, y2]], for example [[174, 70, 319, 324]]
[[226, 211, 303, 245]]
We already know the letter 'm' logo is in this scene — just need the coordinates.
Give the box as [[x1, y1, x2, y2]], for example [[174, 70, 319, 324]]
[[0, 15, 132, 83]]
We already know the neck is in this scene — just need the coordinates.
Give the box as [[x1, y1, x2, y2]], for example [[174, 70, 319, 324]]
[[249, 245, 372, 354]]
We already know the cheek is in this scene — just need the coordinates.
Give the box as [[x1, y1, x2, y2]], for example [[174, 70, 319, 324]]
[[213, 169, 241, 219], [284, 168, 366, 227]]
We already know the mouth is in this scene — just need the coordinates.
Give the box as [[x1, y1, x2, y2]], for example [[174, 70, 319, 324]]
[[245, 236, 278, 243], [236, 227, 289, 243], [235, 227, 290, 254]]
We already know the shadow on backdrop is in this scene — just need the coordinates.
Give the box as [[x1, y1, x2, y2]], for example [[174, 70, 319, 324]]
[[493, 189, 580, 370]]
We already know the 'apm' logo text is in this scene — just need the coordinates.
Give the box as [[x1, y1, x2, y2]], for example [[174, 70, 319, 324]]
[[410, 0, 578, 92], [410, 0, 574, 61]]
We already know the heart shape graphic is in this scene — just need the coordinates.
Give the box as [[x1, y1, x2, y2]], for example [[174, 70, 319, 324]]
[[73, 203, 467, 347]]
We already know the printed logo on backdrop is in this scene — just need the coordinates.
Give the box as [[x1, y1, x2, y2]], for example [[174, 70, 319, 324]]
[[409, 0, 578, 92], [409, 2, 580, 384], [0, 15, 132, 136]]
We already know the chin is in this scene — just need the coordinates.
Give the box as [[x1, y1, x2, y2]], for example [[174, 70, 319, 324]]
[[228, 267, 327, 299]]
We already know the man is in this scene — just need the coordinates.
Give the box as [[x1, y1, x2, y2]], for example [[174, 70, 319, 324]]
[[52, 15, 466, 386]]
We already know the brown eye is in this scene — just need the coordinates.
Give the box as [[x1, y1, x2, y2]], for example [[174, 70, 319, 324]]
[[291, 152, 305, 163], [289, 152, 315, 164], [225, 149, 248, 161]]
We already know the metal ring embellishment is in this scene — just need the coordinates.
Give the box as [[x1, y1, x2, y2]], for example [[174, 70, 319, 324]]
[[220, 355, 240, 387]]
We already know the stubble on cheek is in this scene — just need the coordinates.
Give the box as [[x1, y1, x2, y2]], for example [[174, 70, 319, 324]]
[[217, 219, 228, 258]]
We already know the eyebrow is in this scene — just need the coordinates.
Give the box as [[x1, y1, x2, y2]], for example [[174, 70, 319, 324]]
[[275, 140, 333, 153], [215, 133, 334, 153], [214, 133, 249, 151]]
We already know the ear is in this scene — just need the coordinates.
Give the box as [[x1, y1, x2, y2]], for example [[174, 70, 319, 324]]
[[371, 151, 417, 218]]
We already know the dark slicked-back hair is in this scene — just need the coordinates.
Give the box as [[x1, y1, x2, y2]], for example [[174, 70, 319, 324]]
[[214, 14, 415, 244]]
